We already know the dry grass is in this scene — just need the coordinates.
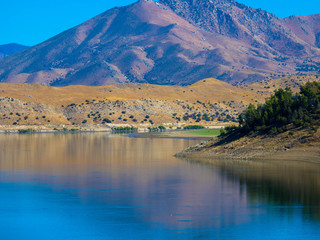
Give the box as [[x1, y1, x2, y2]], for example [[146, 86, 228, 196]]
[[0, 76, 318, 126]]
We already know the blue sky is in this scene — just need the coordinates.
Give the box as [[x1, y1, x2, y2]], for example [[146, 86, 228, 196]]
[[1, 0, 320, 46]]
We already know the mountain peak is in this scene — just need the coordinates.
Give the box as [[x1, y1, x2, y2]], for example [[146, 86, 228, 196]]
[[0, 0, 319, 86]]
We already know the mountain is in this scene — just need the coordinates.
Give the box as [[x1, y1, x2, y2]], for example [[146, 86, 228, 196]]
[[0, 0, 319, 86], [0, 43, 29, 59]]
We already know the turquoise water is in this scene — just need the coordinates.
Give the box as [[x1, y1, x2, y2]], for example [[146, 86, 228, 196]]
[[0, 133, 319, 239]]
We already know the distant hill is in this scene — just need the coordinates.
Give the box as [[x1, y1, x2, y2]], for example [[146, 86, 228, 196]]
[[0, 43, 29, 59], [0, 75, 318, 126], [0, 0, 319, 86]]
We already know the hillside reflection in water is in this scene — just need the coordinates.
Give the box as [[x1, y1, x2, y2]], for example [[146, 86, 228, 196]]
[[0, 133, 319, 239]]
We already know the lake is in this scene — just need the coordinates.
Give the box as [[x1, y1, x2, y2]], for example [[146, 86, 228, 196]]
[[0, 133, 319, 239]]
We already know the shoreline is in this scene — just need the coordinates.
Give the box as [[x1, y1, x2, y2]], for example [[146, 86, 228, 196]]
[[128, 130, 219, 140], [0, 125, 112, 134], [175, 128, 320, 162], [175, 145, 320, 162], [0, 125, 222, 139]]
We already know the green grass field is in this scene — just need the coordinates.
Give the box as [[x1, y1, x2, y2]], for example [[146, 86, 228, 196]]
[[186, 129, 221, 136]]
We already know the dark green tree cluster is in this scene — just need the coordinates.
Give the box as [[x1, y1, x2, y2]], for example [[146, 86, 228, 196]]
[[240, 81, 320, 133], [112, 127, 137, 133], [183, 125, 205, 130], [148, 126, 166, 132]]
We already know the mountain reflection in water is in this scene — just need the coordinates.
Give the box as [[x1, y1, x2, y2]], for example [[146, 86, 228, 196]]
[[0, 133, 319, 239]]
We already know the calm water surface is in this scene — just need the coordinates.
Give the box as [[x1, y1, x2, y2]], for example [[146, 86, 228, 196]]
[[0, 133, 319, 239]]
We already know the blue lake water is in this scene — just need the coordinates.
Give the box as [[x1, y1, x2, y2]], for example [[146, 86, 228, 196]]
[[0, 133, 319, 239]]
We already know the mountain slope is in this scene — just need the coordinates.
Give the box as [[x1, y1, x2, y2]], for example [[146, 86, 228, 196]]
[[159, 0, 320, 56], [0, 43, 29, 59], [0, 0, 319, 86]]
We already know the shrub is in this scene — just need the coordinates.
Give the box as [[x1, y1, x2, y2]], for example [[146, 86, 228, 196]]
[[18, 129, 35, 134], [225, 125, 237, 134], [269, 127, 278, 135], [158, 126, 166, 130], [220, 128, 227, 135], [102, 118, 111, 123], [112, 127, 137, 132], [184, 125, 205, 130]]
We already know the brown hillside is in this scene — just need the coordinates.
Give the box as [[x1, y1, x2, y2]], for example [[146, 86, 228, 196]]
[[0, 75, 319, 127]]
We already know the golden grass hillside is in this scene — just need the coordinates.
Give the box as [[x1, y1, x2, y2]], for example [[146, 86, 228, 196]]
[[0, 75, 318, 127]]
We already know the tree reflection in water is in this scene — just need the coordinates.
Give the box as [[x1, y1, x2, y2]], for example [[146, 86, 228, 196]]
[[182, 157, 320, 221]]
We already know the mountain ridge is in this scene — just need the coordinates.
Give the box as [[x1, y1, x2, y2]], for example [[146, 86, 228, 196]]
[[0, 0, 319, 86], [0, 43, 29, 59]]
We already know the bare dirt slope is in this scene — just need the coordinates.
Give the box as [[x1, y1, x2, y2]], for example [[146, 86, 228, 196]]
[[176, 127, 320, 161]]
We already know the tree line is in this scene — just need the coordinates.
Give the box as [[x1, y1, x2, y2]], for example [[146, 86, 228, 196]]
[[238, 81, 320, 134]]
